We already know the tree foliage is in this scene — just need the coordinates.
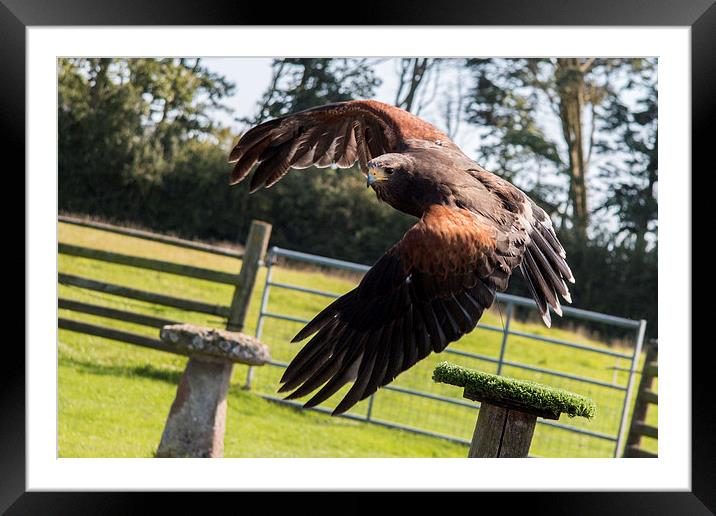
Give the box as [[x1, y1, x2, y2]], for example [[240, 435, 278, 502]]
[[595, 70, 658, 255], [464, 58, 656, 240], [58, 58, 235, 211]]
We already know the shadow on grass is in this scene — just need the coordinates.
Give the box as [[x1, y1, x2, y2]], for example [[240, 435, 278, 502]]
[[60, 355, 183, 384]]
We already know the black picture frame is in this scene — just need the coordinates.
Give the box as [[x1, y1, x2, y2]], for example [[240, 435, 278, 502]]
[[4, 0, 710, 513]]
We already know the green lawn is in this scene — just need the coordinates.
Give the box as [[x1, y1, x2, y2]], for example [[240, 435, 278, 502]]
[[58, 221, 657, 458]]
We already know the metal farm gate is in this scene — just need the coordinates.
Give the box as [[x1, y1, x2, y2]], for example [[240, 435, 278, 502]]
[[246, 246, 647, 458]]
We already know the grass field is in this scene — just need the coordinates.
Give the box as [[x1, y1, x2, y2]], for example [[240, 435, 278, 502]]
[[58, 220, 658, 458]]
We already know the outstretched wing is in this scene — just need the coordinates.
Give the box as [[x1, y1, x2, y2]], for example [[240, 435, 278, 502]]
[[229, 100, 450, 192], [278, 204, 524, 415]]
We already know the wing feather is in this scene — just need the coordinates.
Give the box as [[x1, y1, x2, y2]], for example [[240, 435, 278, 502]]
[[229, 99, 449, 189]]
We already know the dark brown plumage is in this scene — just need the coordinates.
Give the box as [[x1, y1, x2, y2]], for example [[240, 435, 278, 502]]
[[229, 99, 574, 415]]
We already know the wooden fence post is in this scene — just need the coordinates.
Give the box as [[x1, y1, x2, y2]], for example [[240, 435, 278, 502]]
[[156, 220, 272, 458], [226, 221, 272, 332]]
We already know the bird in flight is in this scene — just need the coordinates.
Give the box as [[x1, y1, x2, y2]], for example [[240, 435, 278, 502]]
[[229, 100, 574, 415]]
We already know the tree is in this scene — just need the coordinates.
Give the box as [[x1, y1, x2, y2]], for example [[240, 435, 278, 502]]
[[129, 58, 234, 155], [464, 58, 654, 242], [555, 58, 591, 239], [58, 58, 235, 215], [595, 69, 658, 257]]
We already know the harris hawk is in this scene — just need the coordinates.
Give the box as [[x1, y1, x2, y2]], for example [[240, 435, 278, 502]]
[[229, 100, 574, 415]]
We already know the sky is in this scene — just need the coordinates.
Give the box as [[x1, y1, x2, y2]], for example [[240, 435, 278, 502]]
[[202, 58, 274, 127]]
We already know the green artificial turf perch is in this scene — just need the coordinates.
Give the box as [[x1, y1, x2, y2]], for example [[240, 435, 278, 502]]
[[433, 362, 597, 419]]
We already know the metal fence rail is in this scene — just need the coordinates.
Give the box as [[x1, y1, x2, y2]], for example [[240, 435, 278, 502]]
[[248, 246, 647, 458]]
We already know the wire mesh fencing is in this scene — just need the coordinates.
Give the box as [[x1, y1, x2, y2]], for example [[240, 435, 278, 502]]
[[246, 246, 647, 458]]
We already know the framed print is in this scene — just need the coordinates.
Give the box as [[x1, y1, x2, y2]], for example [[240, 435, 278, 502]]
[[5, 0, 711, 513]]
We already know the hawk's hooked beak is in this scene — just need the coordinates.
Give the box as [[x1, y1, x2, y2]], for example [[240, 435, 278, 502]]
[[367, 167, 389, 188]]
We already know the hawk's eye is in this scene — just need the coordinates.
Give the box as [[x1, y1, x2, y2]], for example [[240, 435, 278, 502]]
[[385, 167, 395, 175]]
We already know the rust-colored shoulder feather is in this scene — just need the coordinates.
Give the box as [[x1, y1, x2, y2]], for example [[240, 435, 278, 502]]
[[397, 205, 496, 278]]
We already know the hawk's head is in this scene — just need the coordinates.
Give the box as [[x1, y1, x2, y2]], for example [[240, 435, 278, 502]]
[[367, 153, 416, 183], [367, 153, 450, 217]]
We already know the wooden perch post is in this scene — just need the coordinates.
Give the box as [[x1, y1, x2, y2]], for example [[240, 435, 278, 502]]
[[156, 220, 272, 458], [464, 393, 553, 458], [433, 362, 596, 458]]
